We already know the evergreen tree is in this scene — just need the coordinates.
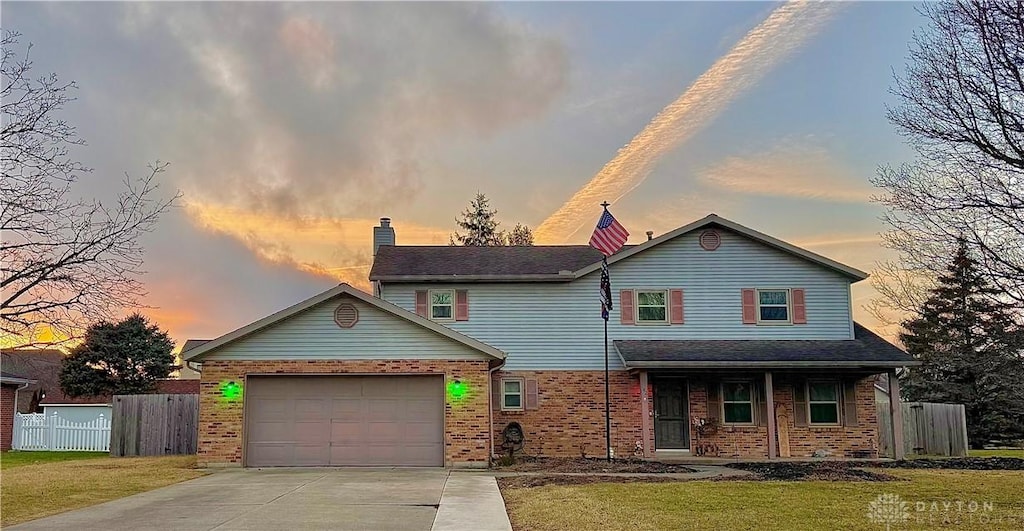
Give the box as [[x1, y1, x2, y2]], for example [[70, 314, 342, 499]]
[[59, 314, 175, 397], [899, 243, 1024, 448], [451, 193, 505, 246], [505, 223, 535, 246]]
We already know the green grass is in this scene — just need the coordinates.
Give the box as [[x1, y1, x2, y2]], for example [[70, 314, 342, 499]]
[[969, 449, 1024, 458], [0, 451, 108, 469], [501, 470, 1024, 530], [0, 455, 204, 526]]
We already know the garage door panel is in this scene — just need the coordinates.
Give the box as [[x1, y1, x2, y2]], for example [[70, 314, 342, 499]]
[[246, 375, 443, 467]]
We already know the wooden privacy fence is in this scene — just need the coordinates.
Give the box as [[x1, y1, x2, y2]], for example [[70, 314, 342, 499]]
[[13, 412, 112, 452], [110, 394, 199, 457], [878, 401, 968, 457]]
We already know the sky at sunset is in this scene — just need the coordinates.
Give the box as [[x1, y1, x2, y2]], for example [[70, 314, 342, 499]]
[[4, 1, 927, 348]]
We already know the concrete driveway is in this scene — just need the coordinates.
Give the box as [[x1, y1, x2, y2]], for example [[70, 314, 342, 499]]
[[11, 468, 511, 531]]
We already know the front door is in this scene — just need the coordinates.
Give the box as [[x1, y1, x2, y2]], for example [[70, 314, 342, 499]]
[[654, 380, 690, 449]]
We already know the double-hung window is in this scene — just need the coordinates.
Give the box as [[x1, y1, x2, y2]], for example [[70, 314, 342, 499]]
[[721, 381, 754, 424], [635, 290, 668, 324], [808, 381, 840, 425], [502, 379, 523, 411], [757, 289, 791, 323], [429, 289, 454, 321]]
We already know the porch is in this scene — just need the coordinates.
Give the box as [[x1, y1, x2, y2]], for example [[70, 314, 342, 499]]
[[613, 325, 917, 461]]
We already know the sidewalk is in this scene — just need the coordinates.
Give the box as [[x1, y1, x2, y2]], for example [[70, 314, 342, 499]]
[[432, 474, 512, 531]]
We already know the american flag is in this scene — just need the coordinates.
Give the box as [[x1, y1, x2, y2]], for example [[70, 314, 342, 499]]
[[589, 209, 629, 256]]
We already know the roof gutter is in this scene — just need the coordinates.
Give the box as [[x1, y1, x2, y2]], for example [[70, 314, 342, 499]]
[[369, 273, 576, 283], [622, 360, 920, 369]]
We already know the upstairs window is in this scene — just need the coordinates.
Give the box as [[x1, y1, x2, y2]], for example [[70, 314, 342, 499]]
[[757, 289, 791, 323], [635, 290, 668, 323], [721, 381, 754, 424], [808, 381, 840, 425], [429, 289, 454, 321]]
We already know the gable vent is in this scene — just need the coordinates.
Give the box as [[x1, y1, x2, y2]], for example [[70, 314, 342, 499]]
[[334, 303, 359, 328], [699, 229, 721, 251]]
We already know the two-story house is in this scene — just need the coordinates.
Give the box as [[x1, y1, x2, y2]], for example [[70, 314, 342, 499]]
[[184, 214, 915, 468]]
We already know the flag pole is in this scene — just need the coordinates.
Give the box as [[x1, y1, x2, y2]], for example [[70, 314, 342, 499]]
[[601, 201, 612, 462], [604, 259, 611, 462]]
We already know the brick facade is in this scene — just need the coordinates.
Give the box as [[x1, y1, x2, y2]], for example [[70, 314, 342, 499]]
[[683, 375, 879, 458], [491, 371, 880, 460], [198, 359, 492, 467], [492, 370, 644, 459], [1, 384, 16, 451]]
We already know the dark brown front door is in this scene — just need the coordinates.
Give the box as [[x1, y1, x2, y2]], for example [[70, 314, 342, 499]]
[[654, 380, 690, 449]]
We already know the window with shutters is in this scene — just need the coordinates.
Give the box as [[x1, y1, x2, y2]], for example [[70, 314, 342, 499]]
[[807, 381, 840, 425], [756, 289, 791, 324], [721, 381, 754, 425], [635, 290, 668, 324], [429, 289, 455, 321], [501, 378, 524, 411]]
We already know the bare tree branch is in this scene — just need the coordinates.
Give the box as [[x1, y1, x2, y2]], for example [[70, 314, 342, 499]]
[[0, 31, 179, 343]]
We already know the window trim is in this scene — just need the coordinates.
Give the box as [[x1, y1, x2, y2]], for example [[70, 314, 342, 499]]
[[755, 288, 792, 325], [634, 289, 670, 325], [720, 380, 756, 426], [501, 378, 524, 411], [428, 289, 456, 322], [806, 380, 841, 426]]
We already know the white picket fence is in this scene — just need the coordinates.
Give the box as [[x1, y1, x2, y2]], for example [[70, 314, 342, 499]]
[[13, 412, 112, 452]]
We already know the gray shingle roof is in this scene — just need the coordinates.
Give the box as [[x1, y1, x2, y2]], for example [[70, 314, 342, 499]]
[[370, 245, 633, 281], [614, 323, 917, 368], [181, 339, 212, 353]]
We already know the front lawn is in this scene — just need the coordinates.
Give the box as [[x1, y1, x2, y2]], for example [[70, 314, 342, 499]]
[[0, 454, 205, 526], [970, 449, 1024, 458], [501, 470, 1024, 530], [1, 451, 108, 469]]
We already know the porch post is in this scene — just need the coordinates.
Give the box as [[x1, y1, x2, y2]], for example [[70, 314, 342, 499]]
[[639, 371, 651, 458], [765, 371, 777, 459], [889, 369, 906, 460]]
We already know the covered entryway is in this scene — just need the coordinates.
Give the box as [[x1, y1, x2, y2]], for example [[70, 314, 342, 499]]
[[245, 375, 444, 467]]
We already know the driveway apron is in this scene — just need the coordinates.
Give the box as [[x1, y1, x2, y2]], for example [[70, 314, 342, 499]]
[[10, 468, 453, 531]]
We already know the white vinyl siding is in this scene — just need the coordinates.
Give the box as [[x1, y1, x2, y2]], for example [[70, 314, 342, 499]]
[[198, 294, 490, 361], [381, 229, 855, 370]]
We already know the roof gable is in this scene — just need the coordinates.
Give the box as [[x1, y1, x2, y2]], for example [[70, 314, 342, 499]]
[[573, 214, 868, 281], [183, 284, 504, 361]]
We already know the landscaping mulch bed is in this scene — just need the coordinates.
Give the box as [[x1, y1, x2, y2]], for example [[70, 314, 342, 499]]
[[494, 456, 696, 474], [725, 462, 899, 482], [498, 475, 685, 489], [876, 457, 1024, 470]]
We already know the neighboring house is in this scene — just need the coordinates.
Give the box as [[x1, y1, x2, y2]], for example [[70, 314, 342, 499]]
[[37, 380, 200, 425], [0, 349, 65, 413], [184, 214, 916, 468], [1, 372, 36, 451]]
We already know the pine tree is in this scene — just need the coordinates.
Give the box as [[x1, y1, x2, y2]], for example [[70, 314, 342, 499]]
[[505, 223, 535, 246], [899, 243, 1024, 449], [451, 193, 505, 246]]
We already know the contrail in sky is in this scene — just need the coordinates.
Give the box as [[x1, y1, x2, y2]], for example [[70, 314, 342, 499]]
[[535, 1, 844, 243]]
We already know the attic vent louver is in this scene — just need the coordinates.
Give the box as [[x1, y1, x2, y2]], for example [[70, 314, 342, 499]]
[[699, 229, 721, 251], [334, 303, 359, 328]]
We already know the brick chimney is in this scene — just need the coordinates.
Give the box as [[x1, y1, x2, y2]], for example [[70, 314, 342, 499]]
[[373, 217, 396, 256]]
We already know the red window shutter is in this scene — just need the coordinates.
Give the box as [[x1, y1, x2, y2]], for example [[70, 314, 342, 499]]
[[619, 290, 635, 325], [455, 290, 469, 321], [669, 289, 684, 324], [741, 289, 756, 324], [525, 379, 539, 410], [792, 288, 807, 324], [415, 290, 428, 317]]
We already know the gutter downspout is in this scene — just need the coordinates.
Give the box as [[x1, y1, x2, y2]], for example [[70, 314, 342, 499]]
[[488, 360, 507, 462]]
